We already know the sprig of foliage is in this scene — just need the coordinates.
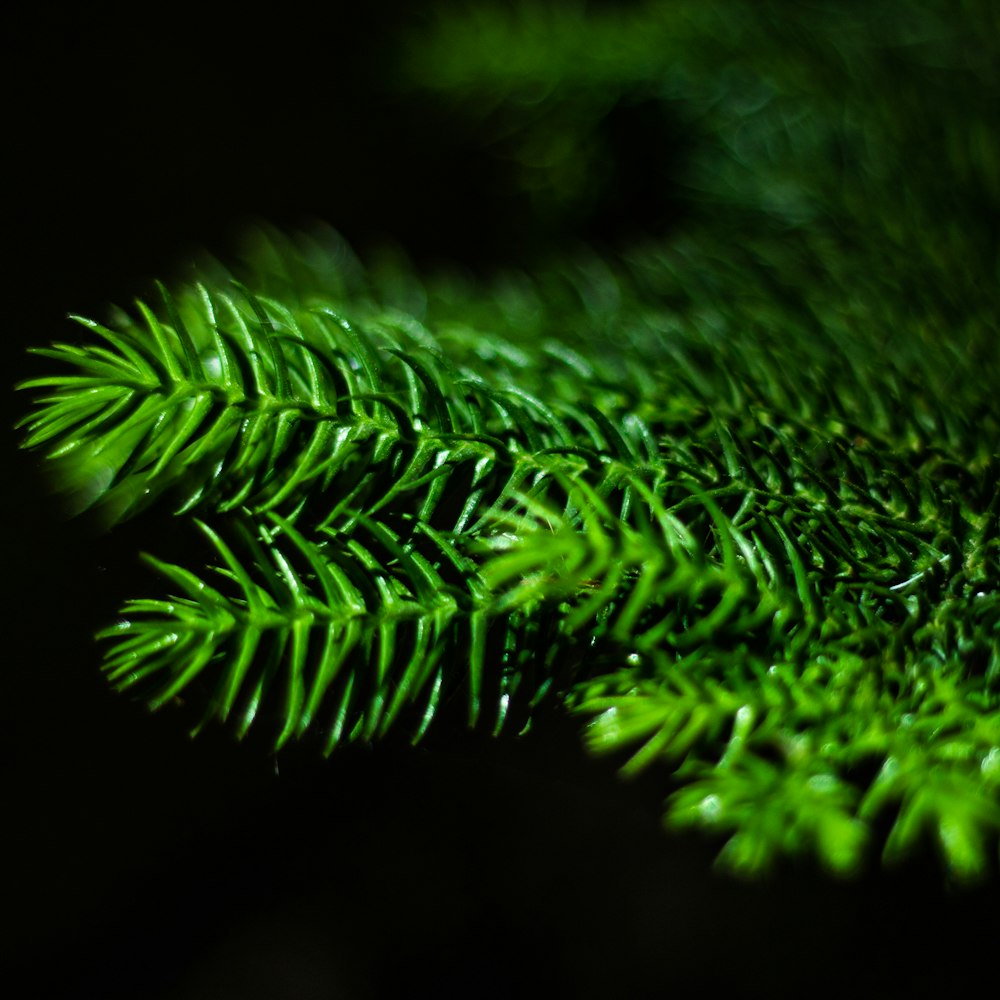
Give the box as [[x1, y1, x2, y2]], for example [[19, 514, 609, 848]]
[[102, 513, 496, 749], [16, 0, 1000, 879], [20, 263, 998, 878]]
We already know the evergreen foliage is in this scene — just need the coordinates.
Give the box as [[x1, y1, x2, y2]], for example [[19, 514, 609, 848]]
[[17, 0, 1000, 879]]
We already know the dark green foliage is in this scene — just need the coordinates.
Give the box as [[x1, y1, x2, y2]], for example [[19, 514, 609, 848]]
[[17, 0, 1000, 879]]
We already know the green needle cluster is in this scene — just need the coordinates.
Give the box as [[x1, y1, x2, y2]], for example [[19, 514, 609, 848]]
[[17, 0, 1000, 878]]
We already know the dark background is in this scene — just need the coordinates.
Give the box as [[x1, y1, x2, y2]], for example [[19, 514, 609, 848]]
[[3, 3, 998, 997]]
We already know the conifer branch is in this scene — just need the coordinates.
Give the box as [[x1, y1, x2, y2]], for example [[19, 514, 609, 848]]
[[16, 0, 1000, 879]]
